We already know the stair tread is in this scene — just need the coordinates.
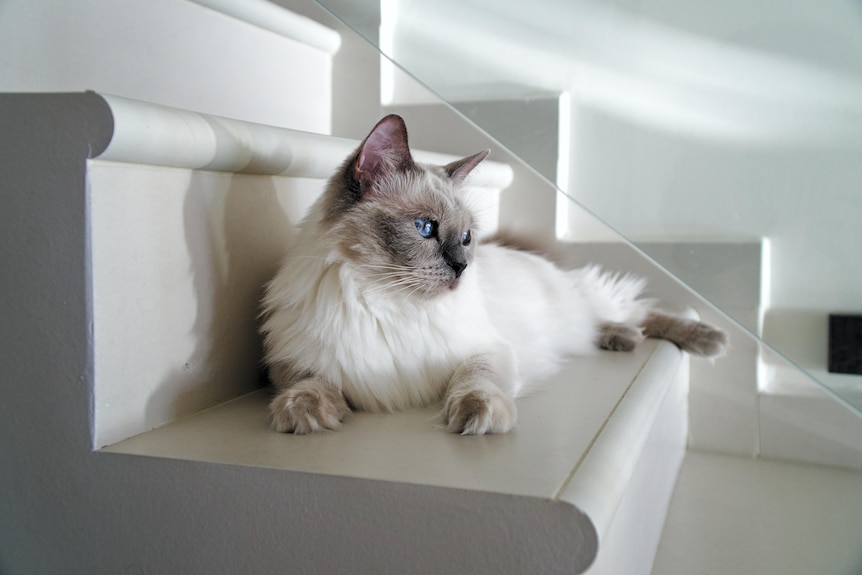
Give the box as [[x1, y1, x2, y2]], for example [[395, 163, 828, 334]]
[[104, 339, 663, 500]]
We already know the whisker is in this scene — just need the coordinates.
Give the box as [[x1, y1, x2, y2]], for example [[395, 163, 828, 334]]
[[362, 278, 423, 297], [276, 254, 331, 264], [357, 263, 413, 274]]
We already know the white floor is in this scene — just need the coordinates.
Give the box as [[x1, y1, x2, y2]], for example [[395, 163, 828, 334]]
[[651, 451, 862, 575]]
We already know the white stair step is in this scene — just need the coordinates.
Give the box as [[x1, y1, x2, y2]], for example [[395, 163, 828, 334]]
[[652, 452, 862, 575], [105, 334, 690, 574]]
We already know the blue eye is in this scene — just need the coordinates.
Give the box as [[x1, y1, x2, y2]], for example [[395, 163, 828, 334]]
[[461, 230, 472, 246], [415, 218, 437, 239]]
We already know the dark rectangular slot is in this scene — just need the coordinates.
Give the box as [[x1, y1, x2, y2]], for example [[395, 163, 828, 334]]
[[828, 314, 862, 375]]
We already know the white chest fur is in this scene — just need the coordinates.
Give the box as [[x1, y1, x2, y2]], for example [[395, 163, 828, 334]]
[[263, 255, 497, 412]]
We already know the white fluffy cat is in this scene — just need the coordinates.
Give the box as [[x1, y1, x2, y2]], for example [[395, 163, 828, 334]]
[[260, 115, 727, 435]]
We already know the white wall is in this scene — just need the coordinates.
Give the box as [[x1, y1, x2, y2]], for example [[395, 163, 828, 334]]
[[567, 103, 862, 326], [269, 0, 385, 139], [89, 162, 324, 447], [0, 0, 336, 131]]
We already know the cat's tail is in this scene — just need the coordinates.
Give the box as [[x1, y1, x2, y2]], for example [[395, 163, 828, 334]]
[[569, 264, 655, 328], [571, 264, 729, 358]]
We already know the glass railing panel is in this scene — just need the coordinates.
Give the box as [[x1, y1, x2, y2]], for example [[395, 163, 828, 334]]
[[313, 0, 862, 416]]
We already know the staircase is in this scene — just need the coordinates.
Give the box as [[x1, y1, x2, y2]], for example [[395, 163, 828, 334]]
[[2, 1, 860, 574], [3, 86, 694, 573]]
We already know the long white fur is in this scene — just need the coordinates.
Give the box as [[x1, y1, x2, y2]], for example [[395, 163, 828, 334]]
[[261, 186, 655, 412]]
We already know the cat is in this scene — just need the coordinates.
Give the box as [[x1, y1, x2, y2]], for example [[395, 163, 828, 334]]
[[259, 114, 728, 435]]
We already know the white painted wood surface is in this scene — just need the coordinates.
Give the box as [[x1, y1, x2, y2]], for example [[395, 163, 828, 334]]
[[0, 0, 337, 131], [189, 0, 342, 53], [105, 336, 689, 574], [97, 93, 514, 187], [652, 452, 862, 575]]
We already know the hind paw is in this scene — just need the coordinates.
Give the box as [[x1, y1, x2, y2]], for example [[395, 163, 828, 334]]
[[684, 323, 729, 358], [599, 323, 645, 352]]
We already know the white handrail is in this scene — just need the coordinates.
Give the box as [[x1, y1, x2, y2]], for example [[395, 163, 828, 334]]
[[558, 308, 696, 542], [95, 93, 514, 190]]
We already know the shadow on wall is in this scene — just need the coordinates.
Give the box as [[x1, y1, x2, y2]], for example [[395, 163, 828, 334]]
[[145, 172, 303, 425]]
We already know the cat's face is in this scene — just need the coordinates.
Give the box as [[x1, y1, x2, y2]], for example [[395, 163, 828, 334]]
[[324, 115, 488, 299], [336, 168, 477, 298]]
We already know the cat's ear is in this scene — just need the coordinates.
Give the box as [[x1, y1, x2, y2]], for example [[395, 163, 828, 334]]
[[354, 114, 415, 189], [444, 149, 490, 186]]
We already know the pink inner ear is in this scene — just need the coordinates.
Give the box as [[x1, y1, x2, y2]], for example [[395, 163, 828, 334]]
[[355, 115, 411, 185], [354, 150, 368, 180], [446, 149, 490, 185]]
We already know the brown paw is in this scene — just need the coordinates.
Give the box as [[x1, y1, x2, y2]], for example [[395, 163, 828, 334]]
[[599, 323, 645, 352], [643, 312, 729, 358], [682, 323, 729, 358], [269, 380, 350, 434], [444, 387, 517, 435]]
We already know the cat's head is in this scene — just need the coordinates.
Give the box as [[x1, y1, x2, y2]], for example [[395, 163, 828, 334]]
[[322, 115, 488, 298]]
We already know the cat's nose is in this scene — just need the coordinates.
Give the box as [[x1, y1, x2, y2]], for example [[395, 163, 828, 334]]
[[449, 260, 467, 278], [443, 245, 468, 279]]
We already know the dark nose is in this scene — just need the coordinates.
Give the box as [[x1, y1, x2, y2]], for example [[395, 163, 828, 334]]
[[448, 259, 467, 278], [443, 248, 468, 278]]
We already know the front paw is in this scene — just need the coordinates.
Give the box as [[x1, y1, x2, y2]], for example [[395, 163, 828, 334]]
[[269, 379, 350, 434], [444, 386, 517, 435]]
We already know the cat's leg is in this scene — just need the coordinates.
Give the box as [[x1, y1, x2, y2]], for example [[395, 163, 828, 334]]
[[268, 367, 350, 434], [641, 311, 728, 358], [443, 346, 518, 435]]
